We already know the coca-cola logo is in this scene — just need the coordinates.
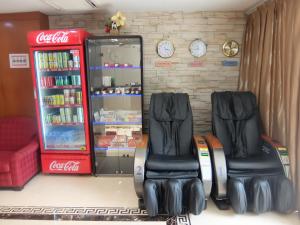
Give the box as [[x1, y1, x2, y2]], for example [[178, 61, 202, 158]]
[[49, 161, 80, 172], [36, 31, 70, 44]]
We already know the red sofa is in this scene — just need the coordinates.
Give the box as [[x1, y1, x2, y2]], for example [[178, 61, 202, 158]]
[[0, 117, 40, 189]]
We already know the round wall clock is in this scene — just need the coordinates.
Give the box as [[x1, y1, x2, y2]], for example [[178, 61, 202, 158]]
[[222, 40, 239, 57], [157, 40, 175, 58], [189, 39, 207, 57]]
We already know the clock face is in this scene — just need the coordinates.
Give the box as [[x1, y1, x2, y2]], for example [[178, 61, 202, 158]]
[[157, 40, 175, 58], [189, 39, 207, 57], [222, 40, 239, 57]]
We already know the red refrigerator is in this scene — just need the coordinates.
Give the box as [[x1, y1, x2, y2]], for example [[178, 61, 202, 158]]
[[27, 29, 91, 174]]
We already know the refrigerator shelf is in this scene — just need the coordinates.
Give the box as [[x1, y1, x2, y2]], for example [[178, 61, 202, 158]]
[[39, 70, 81, 77], [39, 68, 80, 73], [43, 104, 82, 108], [91, 94, 141, 97], [45, 122, 84, 126], [45, 145, 86, 150], [41, 85, 82, 89], [93, 121, 142, 125]]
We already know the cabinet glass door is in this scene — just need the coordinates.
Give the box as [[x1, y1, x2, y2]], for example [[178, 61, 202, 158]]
[[34, 49, 86, 150], [87, 37, 143, 174]]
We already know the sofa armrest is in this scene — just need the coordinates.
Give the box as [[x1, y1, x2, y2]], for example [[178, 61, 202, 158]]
[[204, 133, 227, 199], [12, 138, 39, 161], [10, 138, 40, 187], [134, 134, 149, 198], [193, 135, 212, 198], [262, 134, 290, 178]]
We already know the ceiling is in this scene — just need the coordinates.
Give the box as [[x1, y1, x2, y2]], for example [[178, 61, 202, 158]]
[[0, 0, 264, 15]]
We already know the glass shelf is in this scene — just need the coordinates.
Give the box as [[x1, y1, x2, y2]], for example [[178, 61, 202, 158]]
[[93, 121, 142, 125], [41, 85, 81, 89], [90, 66, 141, 71], [43, 104, 82, 108], [91, 94, 141, 97]]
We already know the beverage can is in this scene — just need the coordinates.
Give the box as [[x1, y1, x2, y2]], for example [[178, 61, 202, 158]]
[[50, 76, 55, 86], [48, 52, 53, 70], [52, 52, 58, 69], [62, 52, 69, 69], [40, 77, 45, 87], [77, 107, 84, 123], [73, 56, 80, 68], [63, 76, 69, 86], [69, 96, 75, 104], [43, 52, 49, 70], [65, 108, 72, 123], [76, 75, 81, 86], [57, 52, 63, 69], [38, 52, 44, 70], [60, 76, 64, 86], [68, 60, 74, 69], [64, 89, 70, 104], [59, 95, 64, 105], [71, 75, 76, 85], [53, 95, 57, 105], [76, 91, 82, 104]]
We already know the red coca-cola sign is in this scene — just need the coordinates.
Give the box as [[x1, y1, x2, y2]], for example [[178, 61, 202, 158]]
[[49, 160, 80, 172], [27, 29, 89, 47], [36, 31, 70, 44]]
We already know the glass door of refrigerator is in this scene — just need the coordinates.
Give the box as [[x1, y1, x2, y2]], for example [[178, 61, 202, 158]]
[[87, 37, 142, 174], [34, 49, 86, 151]]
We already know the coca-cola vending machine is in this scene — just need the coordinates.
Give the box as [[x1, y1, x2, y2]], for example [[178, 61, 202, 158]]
[[27, 29, 91, 174]]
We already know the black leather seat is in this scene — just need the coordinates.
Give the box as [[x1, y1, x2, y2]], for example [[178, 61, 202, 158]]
[[227, 153, 281, 171], [146, 155, 199, 171], [137, 93, 208, 216], [206, 91, 295, 214]]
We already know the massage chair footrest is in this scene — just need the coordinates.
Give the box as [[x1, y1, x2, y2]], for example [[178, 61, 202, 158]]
[[144, 178, 206, 217], [228, 175, 295, 214]]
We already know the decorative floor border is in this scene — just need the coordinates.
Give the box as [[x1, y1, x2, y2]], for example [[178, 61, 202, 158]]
[[0, 206, 191, 225]]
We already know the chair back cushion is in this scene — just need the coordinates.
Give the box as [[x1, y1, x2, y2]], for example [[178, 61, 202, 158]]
[[211, 91, 263, 157], [0, 117, 37, 151], [149, 93, 193, 156]]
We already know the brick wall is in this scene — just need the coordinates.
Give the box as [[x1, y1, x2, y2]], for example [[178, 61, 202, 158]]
[[49, 11, 246, 134]]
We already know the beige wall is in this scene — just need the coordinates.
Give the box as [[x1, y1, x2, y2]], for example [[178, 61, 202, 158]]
[[49, 11, 246, 134]]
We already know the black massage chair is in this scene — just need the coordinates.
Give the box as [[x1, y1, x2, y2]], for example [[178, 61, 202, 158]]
[[205, 91, 295, 214], [134, 93, 212, 216]]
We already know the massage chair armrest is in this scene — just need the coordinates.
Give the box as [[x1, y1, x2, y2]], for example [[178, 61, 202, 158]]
[[261, 135, 291, 178], [204, 133, 228, 199], [134, 134, 149, 198], [193, 135, 212, 198]]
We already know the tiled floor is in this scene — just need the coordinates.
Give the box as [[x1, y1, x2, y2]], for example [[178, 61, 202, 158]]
[[0, 174, 298, 225]]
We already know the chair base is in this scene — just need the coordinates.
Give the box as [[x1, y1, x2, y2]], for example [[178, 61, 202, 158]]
[[212, 195, 230, 210], [138, 198, 146, 210]]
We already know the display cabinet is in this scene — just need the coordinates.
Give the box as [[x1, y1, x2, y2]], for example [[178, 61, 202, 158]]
[[86, 36, 143, 175]]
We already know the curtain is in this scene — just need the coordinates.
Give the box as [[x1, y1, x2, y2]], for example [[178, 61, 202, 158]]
[[239, 0, 300, 210]]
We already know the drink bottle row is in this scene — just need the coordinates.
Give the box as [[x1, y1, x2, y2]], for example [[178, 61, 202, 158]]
[[37, 50, 80, 71], [41, 75, 81, 87], [45, 107, 84, 125], [43, 90, 82, 106]]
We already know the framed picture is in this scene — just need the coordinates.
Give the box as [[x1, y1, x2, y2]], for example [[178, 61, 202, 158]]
[[9, 53, 30, 68]]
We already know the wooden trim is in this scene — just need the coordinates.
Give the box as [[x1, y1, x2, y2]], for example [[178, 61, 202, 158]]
[[261, 134, 286, 150], [193, 135, 207, 149], [204, 133, 223, 150], [136, 134, 148, 149], [0, 12, 48, 21]]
